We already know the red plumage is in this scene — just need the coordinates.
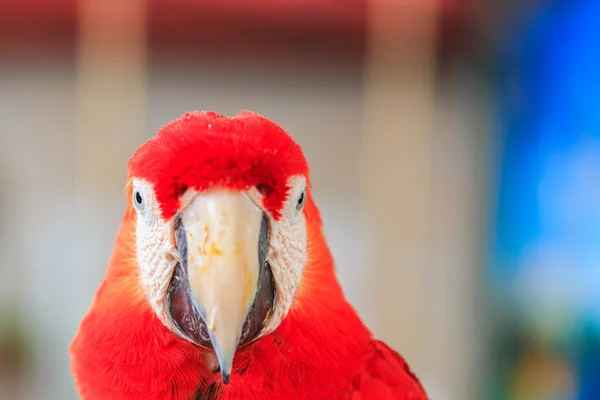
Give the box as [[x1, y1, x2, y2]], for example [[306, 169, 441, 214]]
[[128, 111, 308, 221], [70, 111, 428, 399]]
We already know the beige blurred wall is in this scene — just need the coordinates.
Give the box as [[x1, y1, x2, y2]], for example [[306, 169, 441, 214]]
[[361, 4, 490, 399]]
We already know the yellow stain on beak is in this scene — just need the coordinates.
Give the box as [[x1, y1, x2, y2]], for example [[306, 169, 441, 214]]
[[180, 190, 263, 382]]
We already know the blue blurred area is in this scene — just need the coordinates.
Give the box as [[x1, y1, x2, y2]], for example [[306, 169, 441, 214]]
[[491, 1, 600, 398]]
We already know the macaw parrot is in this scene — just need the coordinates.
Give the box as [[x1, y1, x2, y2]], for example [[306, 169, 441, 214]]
[[70, 111, 427, 400]]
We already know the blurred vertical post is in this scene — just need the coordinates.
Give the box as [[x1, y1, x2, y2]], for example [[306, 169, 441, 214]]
[[76, 0, 147, 189], [74, 0, 147, 294], [362, 2, 483, 399], [361, 0, 438, 393]]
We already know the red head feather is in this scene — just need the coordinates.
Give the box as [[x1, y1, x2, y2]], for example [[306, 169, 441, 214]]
[[128, 111, 309, 220]]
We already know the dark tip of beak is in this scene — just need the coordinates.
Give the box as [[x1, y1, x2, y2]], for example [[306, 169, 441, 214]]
[[222, 371, 231, 385]]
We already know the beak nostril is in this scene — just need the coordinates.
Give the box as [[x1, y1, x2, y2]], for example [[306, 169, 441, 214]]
[[176, 184, 189, 197], [256, 183, 270, 195]]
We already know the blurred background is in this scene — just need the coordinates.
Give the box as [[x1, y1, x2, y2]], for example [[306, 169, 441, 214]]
[[1, 0, 599, 399]]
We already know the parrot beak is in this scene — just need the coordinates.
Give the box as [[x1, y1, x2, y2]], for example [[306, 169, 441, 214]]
[[173, 189, 271, 384]]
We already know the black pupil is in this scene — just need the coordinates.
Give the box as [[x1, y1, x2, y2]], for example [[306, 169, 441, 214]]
[[298, 191, 305, 205], [135, 191, 143, 205]]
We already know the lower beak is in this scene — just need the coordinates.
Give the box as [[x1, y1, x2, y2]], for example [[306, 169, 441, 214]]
[[177, 190, 267, 383]]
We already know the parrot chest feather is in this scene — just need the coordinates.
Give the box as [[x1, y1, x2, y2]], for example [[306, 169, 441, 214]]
[[347, 341, 428, 400], [190, 321, 428, 399], [194, 382, 221, 400]]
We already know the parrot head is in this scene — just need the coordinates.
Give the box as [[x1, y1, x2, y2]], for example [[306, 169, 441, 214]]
[[127, 111, 310, 382]]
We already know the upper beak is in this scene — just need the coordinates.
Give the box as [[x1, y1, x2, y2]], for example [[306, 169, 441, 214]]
[[177, 189, 266, 383]]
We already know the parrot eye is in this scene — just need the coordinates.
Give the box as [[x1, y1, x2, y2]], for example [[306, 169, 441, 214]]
[[296, 189, 306, 212], [133, 189, 145, 211]]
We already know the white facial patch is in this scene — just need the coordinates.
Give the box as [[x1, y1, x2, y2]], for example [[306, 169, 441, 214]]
[[132, 179, 181, 334], [131, 176, 309, 342], [261, 176, 308, 335]]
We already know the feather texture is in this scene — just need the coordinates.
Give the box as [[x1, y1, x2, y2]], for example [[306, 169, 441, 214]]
[[347, 341, 427, 400]]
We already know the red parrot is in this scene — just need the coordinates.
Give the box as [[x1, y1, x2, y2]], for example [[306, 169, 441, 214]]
[[70, 111, 427, 400]]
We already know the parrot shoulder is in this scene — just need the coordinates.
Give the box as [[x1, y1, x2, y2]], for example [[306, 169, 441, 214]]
[[347, 340, 428, 400]]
